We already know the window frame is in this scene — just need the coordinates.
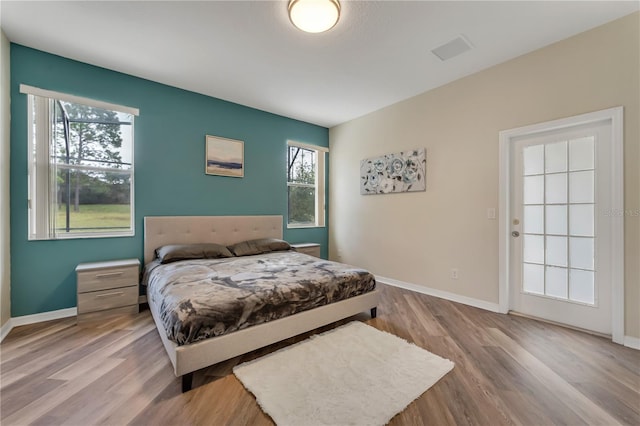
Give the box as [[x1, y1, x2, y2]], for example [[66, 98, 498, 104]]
[[286, 140, 327, 229], [22, 84, 138, 240]]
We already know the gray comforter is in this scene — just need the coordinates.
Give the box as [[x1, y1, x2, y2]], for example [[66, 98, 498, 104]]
[[143, 251, 376, 345]]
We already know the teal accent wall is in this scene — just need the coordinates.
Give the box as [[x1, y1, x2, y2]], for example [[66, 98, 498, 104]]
[[10, 44, 329, 317]]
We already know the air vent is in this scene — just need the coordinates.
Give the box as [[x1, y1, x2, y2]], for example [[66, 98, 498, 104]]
[[431, 35, 473, 61]]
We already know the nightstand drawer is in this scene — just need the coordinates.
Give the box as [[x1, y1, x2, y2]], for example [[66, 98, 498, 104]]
[[77, 285, 138, 314], [77, 267, 138, 293], [291, 243, 321, 258], [76, 258, 140, 324]]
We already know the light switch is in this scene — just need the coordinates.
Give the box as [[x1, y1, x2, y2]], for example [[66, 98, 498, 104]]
[[487, 208, 496, 220]]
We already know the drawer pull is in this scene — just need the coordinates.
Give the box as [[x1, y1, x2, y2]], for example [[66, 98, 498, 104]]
[[95, 272, 123, 279], [95, 291, 125, 298]]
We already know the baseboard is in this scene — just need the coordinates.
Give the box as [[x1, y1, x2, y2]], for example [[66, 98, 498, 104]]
[[624, 336, 640, 350], [377, 276, 638, 350], [10, 307, 77, 328], [0, 319, 12, 342], [376, 276, 501, 313], [1, 299, 152, 342]]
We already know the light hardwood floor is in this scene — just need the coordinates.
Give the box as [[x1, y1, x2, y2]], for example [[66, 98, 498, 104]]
[[1, 284, 638, 425]]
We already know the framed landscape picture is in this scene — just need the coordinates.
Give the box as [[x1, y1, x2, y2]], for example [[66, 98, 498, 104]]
[[205, 135, 244, 178]]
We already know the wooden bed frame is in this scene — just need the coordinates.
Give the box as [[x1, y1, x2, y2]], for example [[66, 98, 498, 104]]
[[144, 215, 379, 392]]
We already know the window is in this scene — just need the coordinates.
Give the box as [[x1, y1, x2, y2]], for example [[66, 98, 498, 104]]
[[22, 85, 138, 240], [287, 141, 327, 228]]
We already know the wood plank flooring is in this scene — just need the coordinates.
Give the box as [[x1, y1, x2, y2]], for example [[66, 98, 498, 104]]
[[1, 284, 638, 425]]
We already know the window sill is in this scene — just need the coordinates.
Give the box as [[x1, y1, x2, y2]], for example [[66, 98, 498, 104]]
[[287, 224, 326, 229], [29, 231, 135, 241]]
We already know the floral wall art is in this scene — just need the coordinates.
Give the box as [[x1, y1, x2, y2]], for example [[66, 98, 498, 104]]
[[360, 148, 426, 195]]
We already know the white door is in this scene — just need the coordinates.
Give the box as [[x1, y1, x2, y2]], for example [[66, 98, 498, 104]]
[[509, 121, 614, 335]]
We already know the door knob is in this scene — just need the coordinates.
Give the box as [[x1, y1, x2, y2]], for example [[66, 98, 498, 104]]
[[512, 231, 520, 237]]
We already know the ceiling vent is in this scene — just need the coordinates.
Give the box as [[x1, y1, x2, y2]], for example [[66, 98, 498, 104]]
[[431, 36, 473, 61]]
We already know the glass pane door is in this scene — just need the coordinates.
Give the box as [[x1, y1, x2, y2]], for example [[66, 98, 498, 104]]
[[521, 137, 596, 305]]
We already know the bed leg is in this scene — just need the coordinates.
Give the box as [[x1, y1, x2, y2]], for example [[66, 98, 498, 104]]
[[182, 372, 193, 393], [370, 307, 377, 318]]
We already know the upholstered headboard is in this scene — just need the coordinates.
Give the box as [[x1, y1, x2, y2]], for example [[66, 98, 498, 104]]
[[143, 215, 283, 265]]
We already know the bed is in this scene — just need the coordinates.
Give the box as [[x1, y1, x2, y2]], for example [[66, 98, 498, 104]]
[[143, 215, 379, 392]]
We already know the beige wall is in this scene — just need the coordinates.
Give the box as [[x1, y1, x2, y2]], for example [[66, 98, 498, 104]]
[[329, 13, 639, 338], [1, 30, 11, 327]]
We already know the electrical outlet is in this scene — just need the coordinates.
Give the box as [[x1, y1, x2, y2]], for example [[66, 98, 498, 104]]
[[451, 268, 459, 280]]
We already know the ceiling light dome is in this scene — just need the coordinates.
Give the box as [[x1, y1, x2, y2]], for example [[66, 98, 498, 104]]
[[288, 0, 341, 33]]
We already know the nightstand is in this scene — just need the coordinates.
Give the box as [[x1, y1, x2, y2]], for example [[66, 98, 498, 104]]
[[76, 258, 140, 323], [291, 243, 321, 258]]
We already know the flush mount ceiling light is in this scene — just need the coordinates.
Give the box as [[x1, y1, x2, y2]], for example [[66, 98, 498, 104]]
[[288, 0, 341, 33]]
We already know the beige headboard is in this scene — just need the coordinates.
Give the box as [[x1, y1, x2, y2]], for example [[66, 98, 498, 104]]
[[143, 215, 283, 265]]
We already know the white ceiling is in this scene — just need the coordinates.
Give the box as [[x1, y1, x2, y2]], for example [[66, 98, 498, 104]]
[[1, 1, 638, 128]]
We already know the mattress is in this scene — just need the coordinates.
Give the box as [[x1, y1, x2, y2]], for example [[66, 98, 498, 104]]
[[143, 251, 376, 345]]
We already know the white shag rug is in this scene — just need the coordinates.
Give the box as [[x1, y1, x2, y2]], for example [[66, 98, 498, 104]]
[[233, 321, 454, 426]]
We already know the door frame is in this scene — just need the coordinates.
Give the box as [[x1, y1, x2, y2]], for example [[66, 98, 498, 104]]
[[498, 107, 624, 344]]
